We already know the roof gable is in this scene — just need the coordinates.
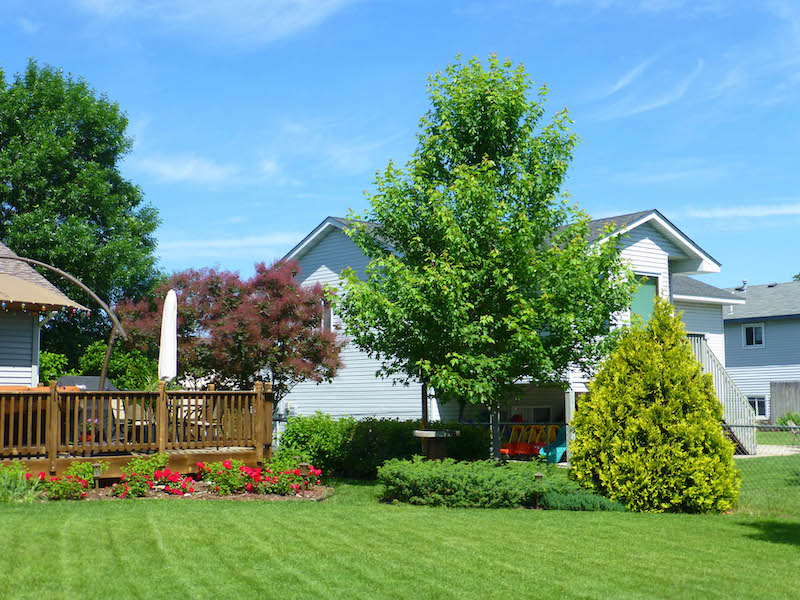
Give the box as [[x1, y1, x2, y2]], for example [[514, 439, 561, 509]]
[[0, 241, 84, 310]]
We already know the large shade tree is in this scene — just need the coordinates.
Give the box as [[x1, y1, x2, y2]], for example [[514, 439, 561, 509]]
[[0, 60, 160, 362], [339, 55, 635, 438], [116, 260, 343, 399]]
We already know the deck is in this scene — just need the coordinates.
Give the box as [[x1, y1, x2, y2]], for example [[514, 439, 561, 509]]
[[0, 382, 274, 476]]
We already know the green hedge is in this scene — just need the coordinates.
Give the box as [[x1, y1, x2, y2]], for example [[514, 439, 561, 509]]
[[377, 457, 625, 511], [278, 412, 490, 478]]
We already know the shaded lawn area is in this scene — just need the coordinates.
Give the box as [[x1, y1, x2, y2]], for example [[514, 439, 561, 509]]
[[756, 430, 800, 446], [734, 454, 800, 519], [1, 481, 799, 600]]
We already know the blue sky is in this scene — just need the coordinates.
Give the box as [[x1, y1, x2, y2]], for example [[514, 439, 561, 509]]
[[1, 0, 798, 289]]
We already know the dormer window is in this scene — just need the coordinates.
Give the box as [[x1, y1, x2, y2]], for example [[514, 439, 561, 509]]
[[743, 323, 764, 348]]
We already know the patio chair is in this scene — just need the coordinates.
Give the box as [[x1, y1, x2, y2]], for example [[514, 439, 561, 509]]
[[109, 397, 154, 444]]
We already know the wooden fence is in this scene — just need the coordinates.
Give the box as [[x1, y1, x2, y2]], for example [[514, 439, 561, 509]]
[[0, 381, 273, 472]]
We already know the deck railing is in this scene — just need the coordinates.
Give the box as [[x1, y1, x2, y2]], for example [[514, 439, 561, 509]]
[[687, 334, 757, 454], [1, 381, 273, 470]]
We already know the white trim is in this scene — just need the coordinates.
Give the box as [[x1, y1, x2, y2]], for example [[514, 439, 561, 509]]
[[742, 322, 765, 349], [673, 294, 746, 305], [283, 217, 345, 262], [597, 211, 720, 274]]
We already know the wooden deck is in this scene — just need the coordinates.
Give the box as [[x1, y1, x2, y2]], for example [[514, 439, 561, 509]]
[[0, 382, 274, 475]]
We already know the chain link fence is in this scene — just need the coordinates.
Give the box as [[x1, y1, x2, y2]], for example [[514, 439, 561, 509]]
[[727, 423, 800, 518]]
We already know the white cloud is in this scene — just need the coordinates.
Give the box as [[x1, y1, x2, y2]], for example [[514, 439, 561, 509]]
[[614, 159, 728, 185], [596, 59, 704, 120], [131, 155, 240, 184], [605, 57, 656, 97], [158, 231, 303, 259], [685, 202, 800, 219], [17, 17, 42, 34], [72, 0, 353, 46]]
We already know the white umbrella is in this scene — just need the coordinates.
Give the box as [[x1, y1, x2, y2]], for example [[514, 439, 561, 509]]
[[158, 289, 178, 381]]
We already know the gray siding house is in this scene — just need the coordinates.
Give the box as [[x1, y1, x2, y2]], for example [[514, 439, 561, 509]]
[[724, 280, 800, 421], [282, 209, 756, 451], [0, 242, 84, 387]]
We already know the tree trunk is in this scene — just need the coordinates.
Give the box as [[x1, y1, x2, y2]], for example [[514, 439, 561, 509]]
[[490, 407, 502, 460]]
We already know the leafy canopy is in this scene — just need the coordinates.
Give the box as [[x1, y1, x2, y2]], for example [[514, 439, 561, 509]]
[[570, 298, 741, 513], [0, 60, 160, 361], [117, 260, 343, 398], [339, 54, 635, 410]]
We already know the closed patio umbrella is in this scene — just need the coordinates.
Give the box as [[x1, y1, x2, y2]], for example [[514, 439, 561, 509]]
[[158, 289, 178, 382]]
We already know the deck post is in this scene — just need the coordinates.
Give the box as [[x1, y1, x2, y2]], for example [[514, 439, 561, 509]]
[[254, 381, 264, 463], [264, 382, 274, 456], [47, 381, 58, 472], [157, 381, 167, 453]]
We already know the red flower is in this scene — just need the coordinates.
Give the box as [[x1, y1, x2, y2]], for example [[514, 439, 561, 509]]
[[164, 468, 171, 477], [165, 485, 171, 492], [25, 473, 32, 480], [38, 472, 46, 481], [222, 460, 232, 469], [154, 470, 163, 479], [81, 492, 86, 498], [214, 486, 219, 492], [188, 487, 195, 493], [245, 483, 253, 493], [49, 476, 58, 482], [196, 462, 205, 470], [147, 481, 154, 489], [316, 480, 321, 485], [81, 479, 88, 489], [293, 469, 301, 476]]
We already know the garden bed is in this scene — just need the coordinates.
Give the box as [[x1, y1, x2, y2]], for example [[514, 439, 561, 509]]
[[81, 482, 334, 502]]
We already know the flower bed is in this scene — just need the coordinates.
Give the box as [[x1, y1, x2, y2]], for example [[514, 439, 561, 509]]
[[3, 454, 328, 502]]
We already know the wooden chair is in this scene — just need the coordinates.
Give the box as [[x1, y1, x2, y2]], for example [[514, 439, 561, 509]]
[[109, 397, 154, 444]]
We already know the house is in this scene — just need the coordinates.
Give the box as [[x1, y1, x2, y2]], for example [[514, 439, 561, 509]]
[[282, 209, 756, 452], [723, 279, 800, 422], [0, 241, 85, 387]]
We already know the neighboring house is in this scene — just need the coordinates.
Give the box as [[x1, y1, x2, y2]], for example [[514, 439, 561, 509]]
[[723, 279, 800, 422], [0, 242, 85, 387], [282, 209, 756, 452]]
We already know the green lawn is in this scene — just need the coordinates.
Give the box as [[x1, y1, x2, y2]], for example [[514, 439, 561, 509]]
[[1, 480, 799, 599], [735, 454, 800, 519], [756, 430, 800, 446]]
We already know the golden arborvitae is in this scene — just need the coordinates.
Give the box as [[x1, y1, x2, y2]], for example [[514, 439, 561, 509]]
[[570, 297, 741, 513]]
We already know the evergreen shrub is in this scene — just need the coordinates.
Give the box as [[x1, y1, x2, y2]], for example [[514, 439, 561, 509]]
[[569, 298, 741, 513], [377, 457, 624, 510]]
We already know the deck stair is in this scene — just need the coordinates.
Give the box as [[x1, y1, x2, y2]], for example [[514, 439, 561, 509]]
[[687, 334, 757, 455]]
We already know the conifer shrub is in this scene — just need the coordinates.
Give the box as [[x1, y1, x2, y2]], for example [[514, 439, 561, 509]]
[[569, 298, 741, 513]]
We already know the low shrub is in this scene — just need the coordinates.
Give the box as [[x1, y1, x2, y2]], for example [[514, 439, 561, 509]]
[[42, 475, 88, 500], [0, 464, 43, 503], [198, 458, 322, 496], [122, 453, 168, 478], [279, 412, 490, 478], [776, 412, 800, 426], [65, 461, 109, 483], [111, 472, 154, 498], [378, 457, 624, 511]]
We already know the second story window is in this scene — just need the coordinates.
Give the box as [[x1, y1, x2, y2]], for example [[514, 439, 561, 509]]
[[743, 323, 764, 348]]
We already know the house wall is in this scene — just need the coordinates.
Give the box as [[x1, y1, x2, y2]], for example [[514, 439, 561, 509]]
[[0, 312, 36, 386], [675, 301, 726, 366], [724, 317, 800, 421], [286, 227, 434, 421]]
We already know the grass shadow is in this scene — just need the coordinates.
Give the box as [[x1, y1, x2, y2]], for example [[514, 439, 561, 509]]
[[740, 519, 800, 547]]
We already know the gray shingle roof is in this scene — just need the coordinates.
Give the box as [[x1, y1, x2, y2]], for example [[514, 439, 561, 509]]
[[672, 275, 741, 300], [724, 280, 800, 320], [585, 210, 654, 242]]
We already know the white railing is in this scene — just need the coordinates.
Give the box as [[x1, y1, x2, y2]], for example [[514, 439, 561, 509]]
[[687, 334, 757, 455]]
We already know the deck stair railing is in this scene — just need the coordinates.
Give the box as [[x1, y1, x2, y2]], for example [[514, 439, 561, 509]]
[[687, 333, 757, 455]]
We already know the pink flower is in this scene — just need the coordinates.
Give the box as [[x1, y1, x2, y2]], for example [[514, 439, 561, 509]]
[[222, 460, 232, 469], [316, 480, 321, 485]]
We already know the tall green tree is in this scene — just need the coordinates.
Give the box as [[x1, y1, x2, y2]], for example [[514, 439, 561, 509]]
[[0, 60, 160, 362], [339, 55, 635, 429]]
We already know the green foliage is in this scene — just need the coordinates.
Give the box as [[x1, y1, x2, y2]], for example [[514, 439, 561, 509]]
[[111, 473, 153, 498], [776, 411, 800, 425], [42, 475, 88, 500], [0, 60, 161, 362], [79, 340, 157, 390], [0, 464, 43, 503], [339, 54, 634, 414], [278, 412, 490, 478], [378, 457, 624, 510], [570, 298, 741, 513], [39, 351, 71, 384], [122, 453, 168, 478], [64, 461, 109, 483]]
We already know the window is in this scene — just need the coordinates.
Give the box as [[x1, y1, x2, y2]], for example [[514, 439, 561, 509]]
[[630, 275, 659, 322], [321, 300, 332, 332], [747, 396, 767, 419], [742, 323, 764, 348]]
